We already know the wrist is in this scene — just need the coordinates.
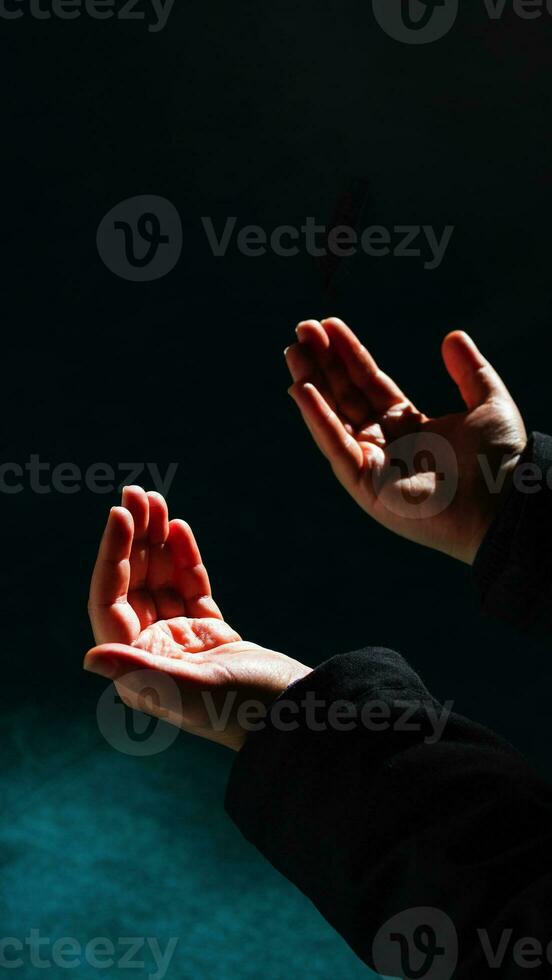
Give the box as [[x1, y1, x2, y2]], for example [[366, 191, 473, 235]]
[[466, 449, 524, 565], [231, 657, 313, 752]]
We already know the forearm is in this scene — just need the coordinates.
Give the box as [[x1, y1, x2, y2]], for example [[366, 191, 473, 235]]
[[226, 647, 552, 977], [227, 434, 552, 975]]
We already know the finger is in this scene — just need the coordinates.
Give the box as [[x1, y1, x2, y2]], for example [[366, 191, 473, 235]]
[[88, 506, 140, 645], [84, 642, 229, 734], [441, 331, 508, 410], [285, 342, 340, 417], [284, 341, 337, 410], [89, 507, 133, 608], [146, 492, 186, 620], [290, 320, 338, 409], [84, 643, 197, 728], [321, 317, 411, 415], [121, 485, 149, 535], [295, 318, 329, 355], [168, 519, 223, 619], [147, 490, 170, 545], [288, 381, 364, 483], [84, 642, 149, 679], [296, 320, 371, 427], [285, 341, 312, 382], [84, 642, 200, 677], [121, 485, 149, 589], [121, 485, 156, 630]]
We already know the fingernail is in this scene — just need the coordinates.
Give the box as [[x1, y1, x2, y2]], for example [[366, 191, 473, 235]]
[[284, 346, 290, 356]]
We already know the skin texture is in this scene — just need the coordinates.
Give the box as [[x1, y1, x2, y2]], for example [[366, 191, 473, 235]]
[[285, 318, 527, 564], [85, 487, 311, 750], [85, 321, 527, 743]]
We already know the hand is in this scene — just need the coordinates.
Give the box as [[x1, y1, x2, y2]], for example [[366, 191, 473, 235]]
[[86, 487, 310, 750], [285, 318, 527, 564]]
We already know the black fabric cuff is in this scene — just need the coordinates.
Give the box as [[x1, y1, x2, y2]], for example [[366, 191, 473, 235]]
[[224, 646, 530, 973], [473, 432, 552, 632], [225, 646, 435, 854]]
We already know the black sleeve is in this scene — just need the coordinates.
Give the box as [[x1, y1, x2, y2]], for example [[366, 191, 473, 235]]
[[225, 432, 552, 978], [226, 649, 552, 977], [473, 431, 552, 632]]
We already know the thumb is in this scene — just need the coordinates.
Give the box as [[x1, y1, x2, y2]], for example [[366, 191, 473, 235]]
[[441, 331, 507, 410], [84, 643, 149, 680], [83, 643, 195, 723]]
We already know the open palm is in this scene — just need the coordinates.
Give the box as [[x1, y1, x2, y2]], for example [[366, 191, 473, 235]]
[[86, 487, 309, 749], [286, 318, 527, 563]]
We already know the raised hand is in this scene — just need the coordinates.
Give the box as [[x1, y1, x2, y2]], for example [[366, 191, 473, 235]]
[[285, 318, 527, 564], [86, 487, 310, 750]]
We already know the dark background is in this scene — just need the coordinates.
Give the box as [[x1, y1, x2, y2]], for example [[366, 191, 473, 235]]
[[1, 3, 552, 977]]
